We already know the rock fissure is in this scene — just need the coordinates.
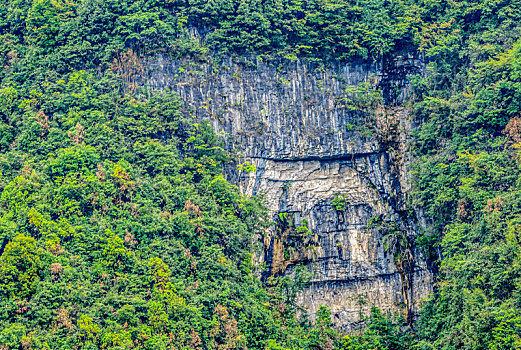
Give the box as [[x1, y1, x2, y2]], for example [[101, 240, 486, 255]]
[[239, 150, 387, 162]]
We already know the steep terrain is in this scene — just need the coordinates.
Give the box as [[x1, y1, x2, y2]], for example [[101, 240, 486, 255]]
[[145, 52, 433, 330]]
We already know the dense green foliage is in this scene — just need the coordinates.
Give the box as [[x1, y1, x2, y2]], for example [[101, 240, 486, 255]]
[[0, 68, 311, 348], [410, 6, 521, 350], [1, 0, 414, 70], [2, 0, 521, 348], [3, 0, 520, 71]]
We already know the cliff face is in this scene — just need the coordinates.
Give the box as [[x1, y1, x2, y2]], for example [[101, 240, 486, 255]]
[[146, 53, 433, 331]]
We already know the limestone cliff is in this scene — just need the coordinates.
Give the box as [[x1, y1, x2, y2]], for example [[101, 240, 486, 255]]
[[145, 52, 433, 332]]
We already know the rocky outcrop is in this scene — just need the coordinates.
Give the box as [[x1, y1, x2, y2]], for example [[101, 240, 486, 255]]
[[146, 52, 433, 332]]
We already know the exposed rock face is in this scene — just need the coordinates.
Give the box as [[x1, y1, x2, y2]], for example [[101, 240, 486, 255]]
[[146, 53, 433, 332]]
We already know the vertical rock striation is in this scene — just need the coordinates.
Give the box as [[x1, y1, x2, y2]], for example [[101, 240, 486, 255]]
[[146, 52, 433, 332]]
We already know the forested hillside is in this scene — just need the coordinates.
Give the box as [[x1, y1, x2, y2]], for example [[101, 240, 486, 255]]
[[0, 0, 521, 349]]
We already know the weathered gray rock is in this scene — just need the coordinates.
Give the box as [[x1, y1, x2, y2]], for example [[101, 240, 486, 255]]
[[145, 53, 433, 332]]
